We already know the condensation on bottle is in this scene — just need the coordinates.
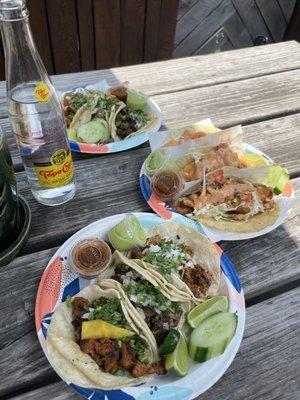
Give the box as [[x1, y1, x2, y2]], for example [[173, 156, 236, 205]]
[[0, 0, 76, 206]]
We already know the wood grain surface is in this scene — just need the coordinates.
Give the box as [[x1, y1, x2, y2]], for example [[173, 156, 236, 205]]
[[0, 42, 299, 400]]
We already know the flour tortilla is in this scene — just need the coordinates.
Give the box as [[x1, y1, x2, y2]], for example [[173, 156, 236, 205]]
[[194, 166, 280, 233], [47, 284, 156, 389], [197, 202, 280, 233]]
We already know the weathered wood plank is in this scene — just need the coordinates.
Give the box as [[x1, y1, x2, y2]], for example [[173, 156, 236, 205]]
[[6, 111, 300, 178], [94, 0, 121, 68], [174, 0, 236, 57], [231, 0, 271, 42], [5, 286, 300, 399], [277, 0, 296, 23], [28, 0, 54, 75], [120, 0, 145, 66], [76, 0, 95, 71], [195, 29, 234, 55], [143, 0, 162, 62], [177, 0, 199, 20], [255, 0, 287, 42], [0, 41, 299, 118], [45, 0, 80, 74], [174, 0, 224, 48], [156, 0, 180, 60], [153, 69, 300, 128], [222, 9, 253, 48], [0, 173, 298, 353]]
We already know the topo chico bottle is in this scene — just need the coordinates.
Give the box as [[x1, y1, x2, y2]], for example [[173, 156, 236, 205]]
[[0, 0, 76, 206]]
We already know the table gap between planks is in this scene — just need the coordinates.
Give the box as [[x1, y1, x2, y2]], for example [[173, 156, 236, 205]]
[[0, 41, 299, 400]]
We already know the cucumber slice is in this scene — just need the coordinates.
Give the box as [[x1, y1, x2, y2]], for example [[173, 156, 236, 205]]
[[77, 118, 110, 144], [187, 296, 229, 328], [158, 329, 180, 356], [189, 312, 237, 362]]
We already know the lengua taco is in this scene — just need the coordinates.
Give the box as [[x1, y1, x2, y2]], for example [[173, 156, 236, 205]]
[[47, 284, 165, 389], [107, 221, 220, 303], [175, 166, 280, 233], [99, 251, 190, 350]]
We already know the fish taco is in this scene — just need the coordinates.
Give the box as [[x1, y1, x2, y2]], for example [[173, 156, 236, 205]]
[[47, 284, 165, 389], [175, 167, 280, 233]]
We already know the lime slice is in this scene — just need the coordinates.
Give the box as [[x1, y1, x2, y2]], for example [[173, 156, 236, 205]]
[[240, 153, 268, 168], [145, 150, 166, 175], [263, 165, 289, 194], [67, 128, 78, 141], [165, 332, 189, 376], [108, 215, 147, 250], [126, 90, 148, 110], [187, 296, 229, 328], [158, 329, 180, 356]]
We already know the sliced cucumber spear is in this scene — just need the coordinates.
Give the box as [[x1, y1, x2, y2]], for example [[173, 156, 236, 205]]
[[189, 312, 237, 362]]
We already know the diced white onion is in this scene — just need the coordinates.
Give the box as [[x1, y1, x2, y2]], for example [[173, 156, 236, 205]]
[[149, 244, 161, 253]]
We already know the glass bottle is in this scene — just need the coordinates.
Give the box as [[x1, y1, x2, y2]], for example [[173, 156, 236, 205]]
[[0, 0, 76, 206]]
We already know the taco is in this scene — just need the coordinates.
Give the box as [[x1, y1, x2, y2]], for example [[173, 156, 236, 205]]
[[175, 167, 280, 233], [105, 222, 220, 304], [47, 284, 165, 389], [99, 251, 190, 350]]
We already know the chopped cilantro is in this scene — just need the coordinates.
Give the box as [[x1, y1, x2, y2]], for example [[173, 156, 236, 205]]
[[90, 298, 126, 327], [71, 93, 86, 110]]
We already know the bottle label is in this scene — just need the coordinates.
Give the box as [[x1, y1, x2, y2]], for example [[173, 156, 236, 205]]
[[34, 149, 74, 188], [34, 82, 51, 103]]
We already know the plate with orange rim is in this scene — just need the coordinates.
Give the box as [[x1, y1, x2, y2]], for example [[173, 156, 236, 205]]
[[35, 212, 245, 400], [139, 144, 295, 242], [62, 81, 162, 154]]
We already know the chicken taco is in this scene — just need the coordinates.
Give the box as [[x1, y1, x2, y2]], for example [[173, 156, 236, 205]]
[[175, 167, 280, 233], [99, 251, 190, 351], [47, 284, 165, 389]]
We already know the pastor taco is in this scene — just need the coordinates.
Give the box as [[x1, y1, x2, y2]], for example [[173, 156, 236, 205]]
[[175, 166, 280, 233], [99, 251, 190, 350], [47, 284, 165, 389]]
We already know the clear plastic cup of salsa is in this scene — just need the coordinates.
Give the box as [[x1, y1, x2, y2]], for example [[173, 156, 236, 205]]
[[69, 238, 112, 279], [151, 169, 184, 200]]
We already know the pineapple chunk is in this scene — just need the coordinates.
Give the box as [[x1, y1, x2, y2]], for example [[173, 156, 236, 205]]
[[81, 320, 135, 340]]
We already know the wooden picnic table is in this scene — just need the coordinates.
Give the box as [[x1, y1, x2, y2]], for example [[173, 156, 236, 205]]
[[0, 41, 300, 400]]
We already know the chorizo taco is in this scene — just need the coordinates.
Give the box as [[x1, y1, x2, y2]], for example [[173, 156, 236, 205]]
[[47, 284, 165, 389], [99, 251, 190, 350], [175, 166, 280, 233]]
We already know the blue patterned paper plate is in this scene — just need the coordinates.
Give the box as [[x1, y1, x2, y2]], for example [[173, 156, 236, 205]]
[[35, 212, 245, 400]]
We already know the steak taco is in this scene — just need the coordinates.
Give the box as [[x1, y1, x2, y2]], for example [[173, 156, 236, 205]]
[[99, 252, 190, 350], [47, 284, 165, 389], [105, 222, 220, 303], [175, 167, 280, 233]]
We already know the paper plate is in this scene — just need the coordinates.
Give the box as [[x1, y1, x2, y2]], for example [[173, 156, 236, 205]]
[[35, 212, 245, 400], [139, 144, 295, 242], [63, 81, 162, 154]]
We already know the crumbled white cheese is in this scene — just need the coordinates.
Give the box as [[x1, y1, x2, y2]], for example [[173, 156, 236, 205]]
[[149, 244, 161, 253]]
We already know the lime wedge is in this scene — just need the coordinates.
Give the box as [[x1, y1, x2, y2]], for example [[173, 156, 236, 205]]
[[165, 332, 189, 376], [145, 150, 166, 175], [240, 153, 268, 168], [67, 128, 78, 141], [126, 90, 148, 110], [263, 165, 289, 194], [108, 215, 147, 250], [187, 296, 229, 328]]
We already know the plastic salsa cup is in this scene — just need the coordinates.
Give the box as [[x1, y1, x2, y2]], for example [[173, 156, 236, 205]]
[[69, 238, 112, 279], [151, 169, 184, 200]]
